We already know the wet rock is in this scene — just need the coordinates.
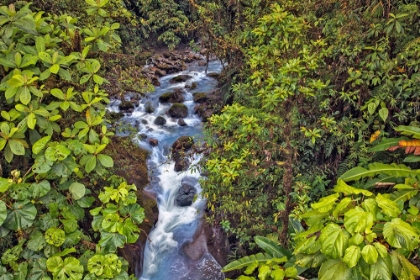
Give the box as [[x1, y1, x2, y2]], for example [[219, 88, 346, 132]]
[[119, 100, 135, 112], [155, 68, 166, 77], [178, 118, 186, 126], [172, 136, 194, 172], [168, 103, 188, 118], [174, 158, 189, 172], [154, 116, 166, 126], [190, 82, 198, 90], [141, 119, 148, 124], [145, 101, 154, 113], [193, 92, 208, 103], [206, 72, 220, 80], [169, 74, 192, 84], [159, 92, 172, 103], [148, 138, 159, 147], [198, 61, 207, 66], [194, 104, 206, 115], [175, 177, 198, 207], [139, 133, 147, 139], [151, 76, 160, 86]]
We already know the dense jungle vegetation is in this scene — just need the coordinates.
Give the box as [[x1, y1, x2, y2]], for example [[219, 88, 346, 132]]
[[1, 0, 420, 279]]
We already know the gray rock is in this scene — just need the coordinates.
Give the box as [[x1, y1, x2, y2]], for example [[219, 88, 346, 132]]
[[168, 103, 188, 118], [175, 177, 198, 206], [154, 116, 166, 126]]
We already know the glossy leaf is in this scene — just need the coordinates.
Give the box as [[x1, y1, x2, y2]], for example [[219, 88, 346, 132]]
[[319, 259, 353, 280], [4, 201, 37, 230], [383, 218, 419, 250]]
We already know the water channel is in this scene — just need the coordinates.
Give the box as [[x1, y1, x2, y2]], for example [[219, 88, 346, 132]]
[[111, 59, 225, 280]]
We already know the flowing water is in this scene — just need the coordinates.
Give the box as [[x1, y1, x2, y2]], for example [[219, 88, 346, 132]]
[[110, 60, 225, 280]]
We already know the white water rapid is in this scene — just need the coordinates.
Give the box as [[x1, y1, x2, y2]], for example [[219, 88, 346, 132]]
[[111, 60, 225, 280]]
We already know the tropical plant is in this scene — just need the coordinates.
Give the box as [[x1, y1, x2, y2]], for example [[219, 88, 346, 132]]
[[0, 2, 143, 279]]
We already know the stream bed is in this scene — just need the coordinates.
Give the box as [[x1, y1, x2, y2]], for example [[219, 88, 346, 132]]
[[111, 60, 225, 280]]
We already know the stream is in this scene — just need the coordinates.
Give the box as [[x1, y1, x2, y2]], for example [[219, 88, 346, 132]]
[[110, 59, 225, 280]]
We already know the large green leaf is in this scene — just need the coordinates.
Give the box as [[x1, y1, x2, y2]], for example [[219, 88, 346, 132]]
[[342, 245, 361, 268], [395, 125, 420, 139], [0, 178, 12, 193], [376, 193, 401, 218], [319, 259, 353, 280], [319, 223, 350, 258], [46, 256, 84, 280], [101, 213, 121, 232], [97, 154, 113, 168], [334, 179, 373, 196], [383, 218, 419, 251], [310, 193, 339, 213], [222, 253, 282, 272], [344, 207, 374, 234], [391, 251, 420, 280], [361, 244, 378, 265], [32, 135, 51, 154], [116, 219, 139, 243], [4, 201, 37, 230], [69, 182, 86, 200], [369, 137, 409, 152], [340, 163, 420, 182], [369, 256, 392, 280], [98, 232, 126, 253], [30, 180, 51, 198], [45, 227, 66, 247], [9, 139, 25, 155], [254, 236, 292, 258], [120, 204, 145, 224]]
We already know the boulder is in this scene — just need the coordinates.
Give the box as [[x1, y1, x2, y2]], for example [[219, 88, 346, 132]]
[[178, 118, 186, 126], [155, 68, 166, 77], [169, 74, 192, 83], [198, 61, 207, 66], [119, 100, 135, 112], [148, 138, 159, 147], [172, 136, 194, 172], [168, 103, 188, 118], [159, 92, 172, 103], [190, 82, 198, 90], [145, 101, 154, 113], [154, 116, 166, 126], [159, 90, 185, 103], [193, 92, 207, 103], [206, 72, 220, 79], [175, 177, 198, 207]]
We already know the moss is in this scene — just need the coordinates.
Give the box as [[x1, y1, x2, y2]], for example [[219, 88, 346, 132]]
[[168, 103, 188, 118], [193, 92, 207, 103], [159, 92, 172, 103], [169, 74, 192, 83], [206, 72, 220, 79]]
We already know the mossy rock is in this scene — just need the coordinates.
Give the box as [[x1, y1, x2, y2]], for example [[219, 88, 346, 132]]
[[145, 101, 154, 113], [119, 100, 135, 111], [193, 92, 207, 103], [190, 82, 198, 90], [154, 116, 166, 126], [206, 72, 220, 79], [168, 103, 188, 118], [169, 74, 192, 83], [159, 92, 172, 103]]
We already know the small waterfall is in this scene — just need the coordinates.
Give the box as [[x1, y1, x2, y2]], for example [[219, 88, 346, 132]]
[[115, 60, 224, 280]]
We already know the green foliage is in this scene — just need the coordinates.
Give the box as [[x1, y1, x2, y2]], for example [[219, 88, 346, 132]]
[[294, 174, 420, 279], [223, 236, 300, 280], [0, 2, 142, 279]]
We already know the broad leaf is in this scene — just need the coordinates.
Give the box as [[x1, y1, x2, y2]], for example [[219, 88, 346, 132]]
[[376, 193, 401, 218], [69, 182, 86, 200], [98, 232, 126, 253], [334, 179, 373, 196], [311, 193, 339, 213], [344, 207, 374, 234], [46, 256, 84, 280], [340, 163, 419, 182], [97, 154, 113, 168], [222, 253, 286, 272], [4, 201, 37, 230], [45, 227, 66, 247], [319, 259, 353, 280], [343, 245, 361, 268], [369, 137, 409, 152], [319, 223, 350, 258], [32, 135, 51, 154], [361, 244, 378, 264], [116, 219, 139, 243], [383, 218, 419, 250], [254, 236, 292, 258], [0, 200, 6, 226]]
